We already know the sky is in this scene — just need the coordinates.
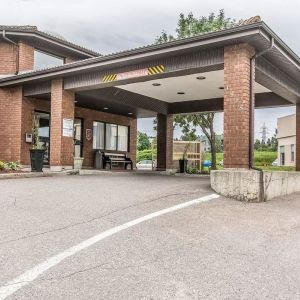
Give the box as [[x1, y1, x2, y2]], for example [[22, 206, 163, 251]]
[[1, 0, 298, 139]]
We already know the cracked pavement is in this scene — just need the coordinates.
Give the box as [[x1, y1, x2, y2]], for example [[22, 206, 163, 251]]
[[0, 173, 300, 299]]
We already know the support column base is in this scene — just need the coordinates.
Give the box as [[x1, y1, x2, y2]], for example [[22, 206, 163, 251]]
[[211, 170, 264, 202]]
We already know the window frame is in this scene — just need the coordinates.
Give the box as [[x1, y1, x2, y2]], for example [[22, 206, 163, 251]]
[[291, 144, 295, 162], [33, 49, 64, 70], [92, 120, 129, 152]]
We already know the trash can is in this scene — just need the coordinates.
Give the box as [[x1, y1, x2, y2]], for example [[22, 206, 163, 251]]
[[94, 150, 103, 169]]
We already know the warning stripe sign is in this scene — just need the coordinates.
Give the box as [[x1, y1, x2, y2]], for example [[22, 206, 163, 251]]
[[148, 65, 165, 75], [102, 65, 165, 82]]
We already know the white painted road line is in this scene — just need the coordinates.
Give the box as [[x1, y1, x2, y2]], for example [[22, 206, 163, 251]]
[[0, 193, 219, 299]]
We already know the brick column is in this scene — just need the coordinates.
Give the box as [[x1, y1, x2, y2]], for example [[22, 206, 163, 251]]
[[223, 43, 255, 169], [50, 79, 75, 171], [157, 114, 173, 171], [129, 118, 137, 168], [296, 103, 300, 171]]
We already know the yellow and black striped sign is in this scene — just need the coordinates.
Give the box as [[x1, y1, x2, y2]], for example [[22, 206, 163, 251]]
[[102, 65, 165, 83], [102, 74, 117, 82], [147, 65, 165, 75]]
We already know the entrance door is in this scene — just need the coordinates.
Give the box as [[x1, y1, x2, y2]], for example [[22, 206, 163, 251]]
[[74, 118, 83, 157], [34, 111, 50, 165]]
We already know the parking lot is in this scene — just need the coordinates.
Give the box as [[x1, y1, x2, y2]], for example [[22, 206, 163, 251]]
[[0, 173, 300, 299]]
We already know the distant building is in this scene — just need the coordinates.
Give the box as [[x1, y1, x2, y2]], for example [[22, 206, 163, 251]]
[[200, 134, 223, 152], [277, 114, 296, 166]]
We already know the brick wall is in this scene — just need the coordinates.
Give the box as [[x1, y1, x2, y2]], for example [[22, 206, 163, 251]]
[[50, 79, 75, 168], [0, 42, 17, 74], [0, 86, 23, 162], [18, 42, 34, 72], [75, 107, 137, 168], [223, 43, 255, 169], [296, 103, 300, 171], [156, 114, 173, 170]]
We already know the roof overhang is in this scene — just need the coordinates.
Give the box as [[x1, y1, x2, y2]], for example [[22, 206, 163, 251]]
[[0, 28, 100, 59]]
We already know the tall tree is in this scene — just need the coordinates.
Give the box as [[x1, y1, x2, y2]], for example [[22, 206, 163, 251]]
[[137, 132, 151, 151], [155, 10, 237, 169]]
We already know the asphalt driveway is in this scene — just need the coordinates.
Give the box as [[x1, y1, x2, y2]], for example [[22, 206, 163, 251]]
[[0, 173, 300, 299]]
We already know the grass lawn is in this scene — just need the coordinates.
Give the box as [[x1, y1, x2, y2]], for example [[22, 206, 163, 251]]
[[202, 151, 295, 172]]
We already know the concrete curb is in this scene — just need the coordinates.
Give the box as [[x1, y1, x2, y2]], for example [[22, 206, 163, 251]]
[[0, 170, 78, 180]]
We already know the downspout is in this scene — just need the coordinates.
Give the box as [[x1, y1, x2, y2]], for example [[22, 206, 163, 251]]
[[249, 37, 275, 201], [2, 30, 19, 75]]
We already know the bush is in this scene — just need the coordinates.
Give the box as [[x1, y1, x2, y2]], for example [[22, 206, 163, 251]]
[[0, 161, 5, 170], [137, 149, 155, 162], [0, 161, 20, 171]]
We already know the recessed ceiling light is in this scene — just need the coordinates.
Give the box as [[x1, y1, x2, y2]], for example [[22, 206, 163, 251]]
[[196, 76, 206, 80], [152, 83, 161, 86], [177, 92, 185, 95], [103, 107, 109, 110], [219, 87, 224, 90], [128, 112, 133, 115]]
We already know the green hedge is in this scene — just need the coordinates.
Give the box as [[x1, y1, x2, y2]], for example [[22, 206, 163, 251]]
[[137, 149, 155, 162], [254, 151, 277, 166]]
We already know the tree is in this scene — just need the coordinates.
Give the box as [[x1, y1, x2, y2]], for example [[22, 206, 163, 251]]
[[137, 132, 151, 151], [156, 10, 237, 169]]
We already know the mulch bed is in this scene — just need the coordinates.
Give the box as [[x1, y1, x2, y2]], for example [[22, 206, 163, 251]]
[[0, 169, 27, 174]]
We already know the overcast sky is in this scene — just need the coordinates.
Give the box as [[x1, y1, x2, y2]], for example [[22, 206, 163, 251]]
[[1, 0, 298, 139]]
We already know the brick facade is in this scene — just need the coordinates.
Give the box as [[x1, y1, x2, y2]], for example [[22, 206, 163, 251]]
[[0, 86, 23, 162], [18, 42, 34, 72], [296, 103, 300, 171], [10, 96, 136, 169], [0, 42, 18, 74], [223, 43, 255, 169], [157, 114, 173, 171], [50, 79, 75, 169]]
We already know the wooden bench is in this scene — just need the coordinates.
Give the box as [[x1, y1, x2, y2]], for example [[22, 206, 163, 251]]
[[102, 152, 133, 170]]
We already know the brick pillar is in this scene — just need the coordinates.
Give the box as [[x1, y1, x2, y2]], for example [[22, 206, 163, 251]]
[[129, 118, 137, 168], [18, 42, 34, 72], [296, 103, 300, 171], [0, 86, 23, 162], [223, 43, 255, 169], [50, 79, 75, 171], [157, 114, 173, 171]]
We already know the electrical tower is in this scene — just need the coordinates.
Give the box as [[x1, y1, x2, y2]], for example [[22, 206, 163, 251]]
[[260, 123, 269, 144]]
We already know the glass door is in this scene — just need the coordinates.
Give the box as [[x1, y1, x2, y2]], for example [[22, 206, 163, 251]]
[[74, 118, 83, 157], [34, 111, 50, 165]]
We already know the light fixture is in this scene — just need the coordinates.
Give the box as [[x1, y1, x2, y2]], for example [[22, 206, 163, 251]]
[[177, 92, 185, 95], [196, 76, 206, 80], [219, 87, 224, 90], [103, 107, 109, 110], [152, 83, 161, 86], [128, 112, 133, 115], [74, 100, 78, 103]]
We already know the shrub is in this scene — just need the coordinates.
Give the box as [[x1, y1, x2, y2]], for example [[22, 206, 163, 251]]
[[0, 161, 5, 170], [137, 149, 155, 162]]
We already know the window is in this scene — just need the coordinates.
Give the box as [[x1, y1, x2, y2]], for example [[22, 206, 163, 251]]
[[291, 144, 295, 162], [92, 122, 129, 152], [118, 125, 129, 151], [93, 122, 105, 149], [106, 124, 118, 150], [34, 50, 64, 70], [280, 146, 285, 166]]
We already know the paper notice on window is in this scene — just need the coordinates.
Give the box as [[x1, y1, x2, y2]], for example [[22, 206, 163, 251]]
[[63, 118, 74, 137]]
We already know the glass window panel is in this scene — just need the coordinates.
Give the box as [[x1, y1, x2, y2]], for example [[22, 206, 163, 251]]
[[117, 125, 128, 151], [34, 50, 64, 70], [106, 124, 117, 150], [93, 122, 104, 149]]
